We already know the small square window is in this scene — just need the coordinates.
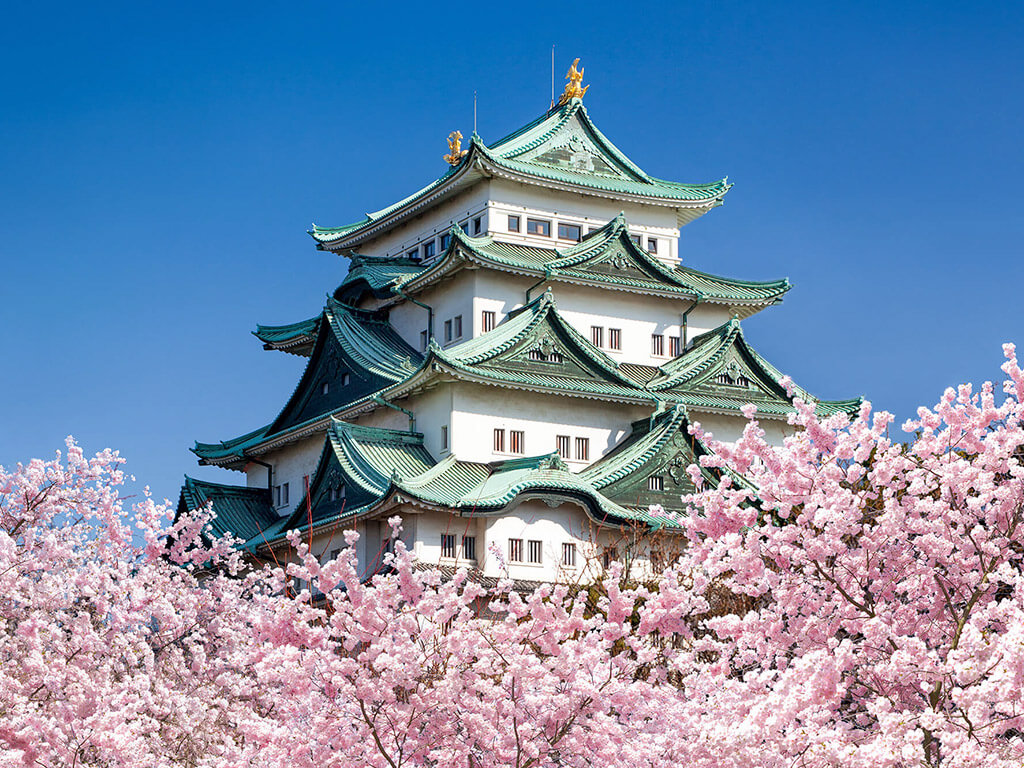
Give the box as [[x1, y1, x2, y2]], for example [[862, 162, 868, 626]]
[[590, 326, 604, 348], [440, 232, 452, 251], [528, 539, 542, 564], [420, 330, 428, 351], [652, 334, 665, 356], [508, 215, 520, 233], [453, 315, 463, 339], [527, 218, 551, 237], [556, 435, 570, 458], [444, 319, 453, 343], [669, 336, 681, 357], [510, 430, 525, 454], [648, 475, 664, 491], [441, 534, 456, 559], [557, 222, 581, 241], [481, 310, 496, 333], [575, 437, 589, 461], [561, 542, 576, 568], [647, 237, 658, 254], [441, 425, 449, 451], [473, 216, 482, 234], [423, 240, 436, 259], [609, 328, 621, 351], [509, 538, 524, 562]]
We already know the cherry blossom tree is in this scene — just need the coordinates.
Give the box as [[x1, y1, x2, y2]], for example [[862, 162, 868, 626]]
[[2, 345, 1024, 767]]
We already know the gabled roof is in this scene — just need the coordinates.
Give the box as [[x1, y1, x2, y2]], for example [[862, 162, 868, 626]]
[[397, 216, 789, 309], [254, 315, 321, 356], [176, 476, 277, 547], [194, 301, 422, 469], [647, 318, 863, 418], [264, 421, 670, 547], [310, 100, 731, 250], [373, 290, 658, 406]]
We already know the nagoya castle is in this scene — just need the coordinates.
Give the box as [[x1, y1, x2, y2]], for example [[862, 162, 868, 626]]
[[180, 61, 858, 581]]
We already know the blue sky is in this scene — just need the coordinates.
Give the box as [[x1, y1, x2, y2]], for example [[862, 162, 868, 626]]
[[1, 0, 1021, 505]]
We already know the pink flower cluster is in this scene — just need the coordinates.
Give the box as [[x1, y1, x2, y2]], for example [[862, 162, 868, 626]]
[[1, 345, 1023, 767]]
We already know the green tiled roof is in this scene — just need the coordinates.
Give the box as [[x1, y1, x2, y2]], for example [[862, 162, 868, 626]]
[[254, 315, 321, 356], [310, 101, 731, 249], [398, 216, 789, 307], [176, 476, 277, 547]]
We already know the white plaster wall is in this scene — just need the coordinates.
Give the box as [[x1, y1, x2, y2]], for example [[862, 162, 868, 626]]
[[247, 436, 325, 516], [450, 382, 649, 466]]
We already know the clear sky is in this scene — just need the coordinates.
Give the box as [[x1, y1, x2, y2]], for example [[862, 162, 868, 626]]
[[1, 0, 1021, 506]]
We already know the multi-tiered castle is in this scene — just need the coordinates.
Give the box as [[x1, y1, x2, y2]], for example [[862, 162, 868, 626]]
[[179, 62, 858, 582]]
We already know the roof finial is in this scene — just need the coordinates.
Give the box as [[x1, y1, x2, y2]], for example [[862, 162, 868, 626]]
[[443, 130, 468, 166], [557, 58, 589, 106]]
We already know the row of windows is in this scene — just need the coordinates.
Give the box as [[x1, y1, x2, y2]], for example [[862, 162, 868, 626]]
[[507, 213, 659, 252], [404, 215, 485, 261], [555, 435, 589, 461]]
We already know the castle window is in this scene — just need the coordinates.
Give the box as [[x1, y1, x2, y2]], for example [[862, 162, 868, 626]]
[[508, 538, 524, 562], [508, 214, 520, 233], [481, 310, 496, 332], [590, 326, 604, 347], [453, 315, 463, 339], [510, 430, 525, 454], [527, 218, 551, 237], [575, 437, 589, 461], [558, 222, 581, 242], [441, 534, 456, 559], [462, 535, 476, 560], [609, 328, 621, 350], [441, 425, 449, 451], [473, 216, 482, 234], [556, 435, 570, 458], [440, 232, 452, 251], [493, 428, 505, 452], [647, 237, 658, 254], [669, 336, 681, 357], [651, 334, 665, 356], [528, 539, 543, 564], [562, 542, 577, 568], [423, 240, 436, 259], [648, 476, 664, 491]]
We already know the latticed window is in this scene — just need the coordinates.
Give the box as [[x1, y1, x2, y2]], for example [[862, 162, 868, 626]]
[[441, 534, 456, 558], [508, 538, 524, 562], [609, 328, 621, 350], [510, 430, 525, 454], [528, 540, 543, 564], [562, 542, 577, 567], [556, 435, 570, 458], [651, 334, 665, 356], [481, 310, 496, 333], [493, 428, 505, 453], [575, 437, 589, 461]]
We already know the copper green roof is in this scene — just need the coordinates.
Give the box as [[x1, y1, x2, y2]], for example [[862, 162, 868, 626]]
[[253, 315, 321, 356], [176, 476, 277, 548], [647, 317, 863, 418], [396, 216, 788, 308], [193, 301, 421, 469], [310, 101, 730, 250], [264, 421, 671, 546]]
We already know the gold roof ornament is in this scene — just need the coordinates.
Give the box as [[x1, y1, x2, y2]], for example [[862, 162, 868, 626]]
[[443, 130, 468, 166], [557, 58, 590, 106]]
